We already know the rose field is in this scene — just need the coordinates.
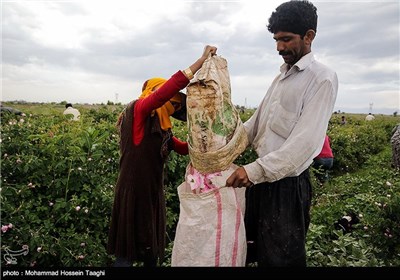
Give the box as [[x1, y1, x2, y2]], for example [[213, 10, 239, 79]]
[[1, 102, 399, 267]]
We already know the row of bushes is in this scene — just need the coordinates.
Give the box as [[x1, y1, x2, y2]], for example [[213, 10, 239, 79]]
[[1, 107, 398, 266]]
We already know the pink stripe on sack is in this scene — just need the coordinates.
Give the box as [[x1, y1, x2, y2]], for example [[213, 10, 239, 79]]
[[214, 190, 223, 267], [231, 189, 241, 266]]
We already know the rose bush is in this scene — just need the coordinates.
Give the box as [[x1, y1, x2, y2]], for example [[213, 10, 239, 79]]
[[1, 104, 399, 266]]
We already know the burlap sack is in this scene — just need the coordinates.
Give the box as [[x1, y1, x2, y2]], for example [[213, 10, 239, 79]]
[[186, 55, 248, 173], [171, 55, 248, 267]]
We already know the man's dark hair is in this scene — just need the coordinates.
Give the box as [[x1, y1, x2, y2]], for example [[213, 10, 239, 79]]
[[267, 0, 318, 37], [65, 103, 72, 109]]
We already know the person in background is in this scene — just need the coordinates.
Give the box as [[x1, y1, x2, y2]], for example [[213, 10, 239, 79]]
[[226, 0, 338, 267], [63, 103, 81, 121], [391, 123, 400, 169], [313, 135, 334, 184], [365, 113, 375, 121], [341, 115, 347, 125], [107, 45, 217, 267]]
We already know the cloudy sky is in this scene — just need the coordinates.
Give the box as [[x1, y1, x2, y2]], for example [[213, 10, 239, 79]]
[[2, 0, 399, 114]]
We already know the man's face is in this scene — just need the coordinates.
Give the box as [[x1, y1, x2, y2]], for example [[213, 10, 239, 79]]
[[273, 31, 307, 66]]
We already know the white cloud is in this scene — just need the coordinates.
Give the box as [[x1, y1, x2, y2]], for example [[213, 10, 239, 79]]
[[2, 0, 399, 114]]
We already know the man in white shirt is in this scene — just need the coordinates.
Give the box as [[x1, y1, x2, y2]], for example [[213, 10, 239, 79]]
[[226, 0, 338, 267], [63, 103, 81, 121], [391, 123, 400, 169], [365, 113, 375, 121]]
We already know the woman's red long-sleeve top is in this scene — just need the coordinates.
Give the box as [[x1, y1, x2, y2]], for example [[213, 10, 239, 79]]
[[132, 71, 189, 155]]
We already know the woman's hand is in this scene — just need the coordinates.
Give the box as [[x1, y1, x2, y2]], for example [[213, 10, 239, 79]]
[[201, 45, 217, 60], [183, 45, 218, 80]]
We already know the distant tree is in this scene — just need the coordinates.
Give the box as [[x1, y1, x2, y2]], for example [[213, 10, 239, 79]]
[[394, 111, 398, 117]]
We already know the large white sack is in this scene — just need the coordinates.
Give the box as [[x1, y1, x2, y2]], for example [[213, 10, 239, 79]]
[[172, 55, 248, 267], [171, 164, 246, 267]]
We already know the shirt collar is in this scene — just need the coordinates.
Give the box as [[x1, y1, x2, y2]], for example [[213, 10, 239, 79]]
[[280, 52, 315, 74]]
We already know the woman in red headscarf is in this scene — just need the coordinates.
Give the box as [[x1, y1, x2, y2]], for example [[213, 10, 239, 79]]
[[107, 45, 217, 267]]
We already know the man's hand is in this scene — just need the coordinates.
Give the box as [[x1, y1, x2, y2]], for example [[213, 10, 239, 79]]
[[226, 167, 253, 188]]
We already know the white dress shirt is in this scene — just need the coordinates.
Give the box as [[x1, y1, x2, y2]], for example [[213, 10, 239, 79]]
[[63, 107, 81, 121], [243, 52, 338, 183]]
